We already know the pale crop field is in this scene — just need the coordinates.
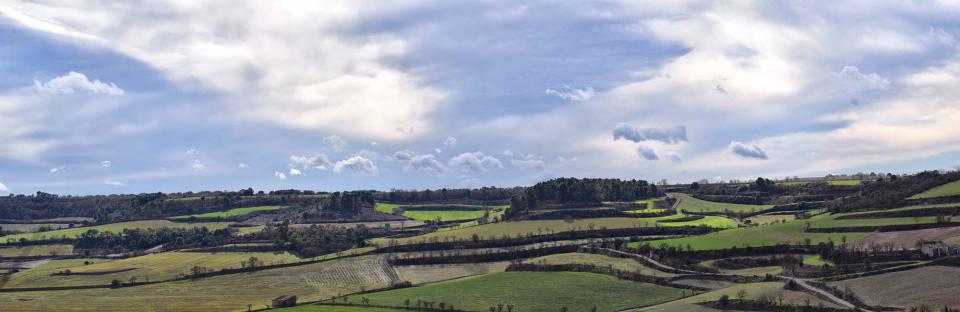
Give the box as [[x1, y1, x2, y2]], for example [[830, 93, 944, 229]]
[[0, 220, 232, 242], [171, 205, 285, 219]]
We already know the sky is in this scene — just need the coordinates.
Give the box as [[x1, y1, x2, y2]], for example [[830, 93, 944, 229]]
[[1, 0, 960, 195]]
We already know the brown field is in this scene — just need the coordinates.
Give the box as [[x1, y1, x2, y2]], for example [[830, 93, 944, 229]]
[[638, 281, 842, 312], [831, 266, 960, 309], [858, 226, 960, 249]]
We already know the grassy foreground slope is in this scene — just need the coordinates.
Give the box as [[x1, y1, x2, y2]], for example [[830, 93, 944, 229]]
[[0, 220, 232, 241], [909, 180, 960, 199], [171, 205, 285, 219], [362, 271, 687, 311], [672, 193, 773, 213], [0, 255, 390, 312], [2, 251, 302, 288], [637, 214, 868, 250]]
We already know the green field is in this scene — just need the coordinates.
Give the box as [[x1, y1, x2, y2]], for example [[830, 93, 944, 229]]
[[0, 255, 391, 311], [374, 202, 505, 222], [400, 210, 487, 222], [171, 205, 285, 219], [0, 223, 76, 233], [672, 193, 773, 214], [745, 214, 795, 225], [1, 251, 302, 288], [781, 179, 863, 186], [0, 244, 74, 257], [655, 215, 737, 228], [0, 220, 232, 242], [635, 214, 868, 250], [373, 217, 659, 246], [525, 252, 676, 277], [909, 180, 960, 199], [361, 271, 687, 312], [273, 306, 400, 312]]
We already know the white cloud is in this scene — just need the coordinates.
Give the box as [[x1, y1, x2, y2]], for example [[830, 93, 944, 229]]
[[34, 71, 124, 95], [186, 149, 200, 156], [100, 160, 112, 168], [191, 159, 205, 171], [0, 181, 9, 193], [274, 171, 287, 180], [289, 154, 332, 170], [511, 154, 545, 171], [49, 166, 66, 173], [334, 156, 379, 175], [323, 135, 348, 152], [405, 154, 449, 174], [434, 148, 442, 154], [238, 163, 249, 169], [545, 86, 595, 102], [449, 152, 503, 172], [2, 2, 444, 140], [104, 178, 125, 186], [838, 65, 890, 90], [289, 168, 304, 176], [503, 149, 513, 156], [443, 136, 457, 146]]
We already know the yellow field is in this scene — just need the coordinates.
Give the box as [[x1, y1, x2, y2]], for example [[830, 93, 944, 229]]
[[0, 220, 232, 241], [525, 252, 677, 277], [2, 251, 302, 288]]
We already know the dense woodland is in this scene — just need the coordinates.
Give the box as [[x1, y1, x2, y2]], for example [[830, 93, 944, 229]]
[[376, 186, 522, 203], [831, 170, 960, 212], [507, 178, 661, 217]]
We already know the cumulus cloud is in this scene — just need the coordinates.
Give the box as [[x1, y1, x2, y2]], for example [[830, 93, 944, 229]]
[[503, 149, 513, 156], [449, 152, 503, 172], [511, 154, 545, 171], [100, 160, 112, 168], [0, 181, 9, 193], [290, 154, 332, 170], [612, 123, 688, 144], [334, 156, 379, 175], [443, 136, 457, 146], [637, 146, 659, 160], [391, 150, 416, 161], [545, 86, 595, 102], [4, 3, 444, 140], [34, 71, 124, 95], [238, 163, 249, 169], [191, 160, 206, 171], [405, 154, 449, 174], [186, 149, 201, 156], [104, 178, 125, 186], [49, 166, 65, 173], [289, 168, 304, 176], [729, 141, 768, 159], [838, 66, 890, 90], [323, 135, 348, 152], [434, 148, 442, 154], [274, 171, 287, 180]]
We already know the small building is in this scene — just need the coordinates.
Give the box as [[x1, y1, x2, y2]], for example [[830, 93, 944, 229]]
[[272, 295, 297, 308], [919, 240, 949, 258]]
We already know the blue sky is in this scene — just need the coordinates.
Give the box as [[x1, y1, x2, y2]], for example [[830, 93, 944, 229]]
[[1, 1, 960, 195]]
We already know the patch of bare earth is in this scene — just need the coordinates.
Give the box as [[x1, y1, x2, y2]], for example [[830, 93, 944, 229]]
[[858, 226, 960, 249], [831, 266, 960, 309]]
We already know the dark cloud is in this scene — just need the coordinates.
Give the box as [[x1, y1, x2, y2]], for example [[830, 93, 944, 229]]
[[729, 141, 768, 159], [637, 146, 658, 160], [613, 123, 687, 144]]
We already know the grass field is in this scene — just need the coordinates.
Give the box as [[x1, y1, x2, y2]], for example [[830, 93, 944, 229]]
[[171, 205, 285, 219], [672, 193, 773, 214], [0, 223, 76, 233], [272, 305, 399, 312], [361, 271, 687, 312], [909, 180, 960, 199], [1, 251, 302, 288], [635, 214, 868, 250], [0, 220, 232, 241], [781, 180, 863, 186], [0, 255, 391, 311], [395, 262, 510, 285], [655, 215, 737, 228], [374, 202, 505, 222], [0, 258, 111, 288], [525, 252, 677, 277], [640, 281, 841, 311], [746, 214, 796, 225], [400, 210, 486, 222], [372, 218, 658, 246], [0, 244, 74, 257]]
